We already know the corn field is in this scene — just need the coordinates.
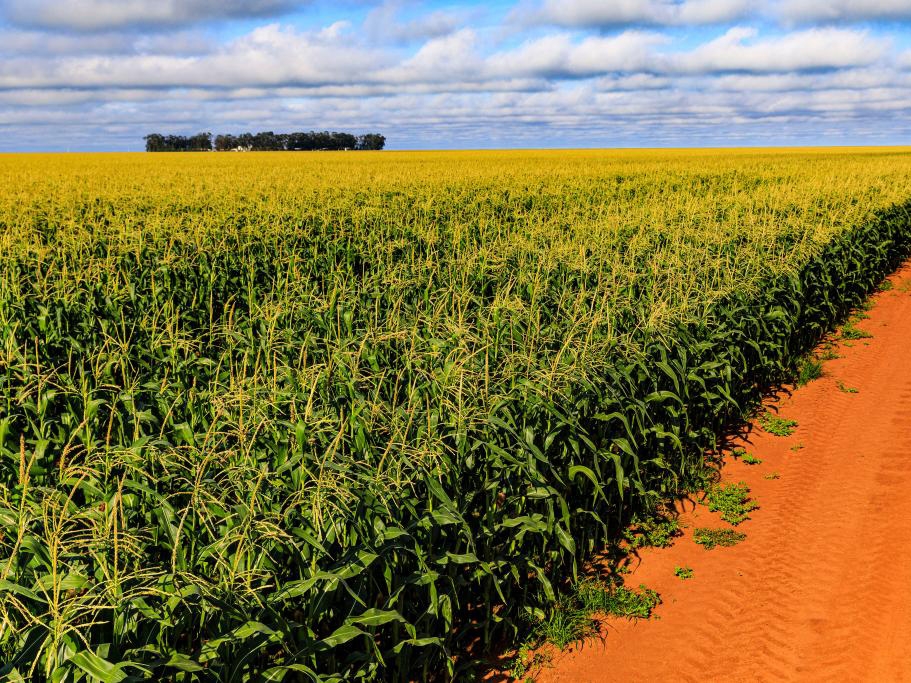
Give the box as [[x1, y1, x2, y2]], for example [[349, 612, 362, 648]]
[[1, 149, 911, 681]]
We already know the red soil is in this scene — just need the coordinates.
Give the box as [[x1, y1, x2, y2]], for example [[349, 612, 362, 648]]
[[533, 263, 911, 682]]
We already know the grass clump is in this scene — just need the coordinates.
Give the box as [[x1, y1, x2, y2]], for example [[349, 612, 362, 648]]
[[837, 381, 859, 393], [841, 323, 873, 340], [759, 412, 798, 436], [674, 566, 694, 580], [509, 577, 662, 670], [797, 357, 824, 386], [532, 600, 596, 649], [521, 579, 661, 653], [576, 580, 661, 620], [693, 528, 747, 550], [706, 482, 758, 525]]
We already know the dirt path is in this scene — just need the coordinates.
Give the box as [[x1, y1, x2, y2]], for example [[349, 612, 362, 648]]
[[535, 263, 911, 683]]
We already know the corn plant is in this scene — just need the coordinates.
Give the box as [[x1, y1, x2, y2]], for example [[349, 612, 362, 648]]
[[0, 149, 910, 680]]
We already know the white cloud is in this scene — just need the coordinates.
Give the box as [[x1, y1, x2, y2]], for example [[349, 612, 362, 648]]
[[381, 29, 484, 82], [0, 29, 134, 55], [0, 22, 892, 92], [775, 0, 911, 22], [708, 68, 909, 92], [0, 23, 387, 89], [519, 0, 752, 28], [674, 27, 886, 73], [364, 1, 463, 43], [0, 28, 215, 57], [3, 0, 302, 30], [519, 0, 911, 30], [488, 32, 667, 78]]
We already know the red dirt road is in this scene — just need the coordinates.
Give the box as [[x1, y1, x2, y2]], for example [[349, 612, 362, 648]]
[[536, 263, 911, 682]]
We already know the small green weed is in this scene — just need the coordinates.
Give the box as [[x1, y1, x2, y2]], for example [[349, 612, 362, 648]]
[[706, 482, 758, 525], [576, 580, 661, 620], [797, 357, 824, 386], [623, 515, 681, 549], [508, 643, 551, 681], [837, 381, 859, 394], [731, 447, 761, 464], [818, 348, 839, 361], [535, 601, 595, 649], [764, 472, 781, 480], [693, 527, 747, 549], [841, 324, 872, 340], [879, 280, 894, 292], [759, 412, 798, 437], [790, 443, 804, 453], [674, 566, 694, 580]]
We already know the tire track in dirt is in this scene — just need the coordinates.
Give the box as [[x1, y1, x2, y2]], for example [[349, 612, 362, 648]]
[[533, 262, 911, 682]]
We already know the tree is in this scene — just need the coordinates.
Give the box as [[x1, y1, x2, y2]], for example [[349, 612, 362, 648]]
[[214, 134, 236, 152], [332, 132, 358, 150], [146, 130, 385, 152], [252, 131, 278, 151], [357, 134, 386, 151], [188, 132, 213, 151], [143, 134, 165, 152], [287, 132, 313, 151]]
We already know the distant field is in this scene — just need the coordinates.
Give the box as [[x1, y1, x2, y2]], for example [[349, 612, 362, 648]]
[[2, 149, 911, 681]]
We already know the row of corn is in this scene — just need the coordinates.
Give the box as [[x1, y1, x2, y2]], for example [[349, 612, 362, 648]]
[[0, 150, 910, 680]]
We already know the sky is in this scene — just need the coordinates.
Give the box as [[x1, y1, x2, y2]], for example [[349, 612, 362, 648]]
[[1, 0, 910, 151]]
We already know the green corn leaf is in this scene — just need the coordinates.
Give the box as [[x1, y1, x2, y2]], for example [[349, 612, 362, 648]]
[[321, 624, 367, 648], [348, 608, 406, 627], [68, 651, 126, 683]]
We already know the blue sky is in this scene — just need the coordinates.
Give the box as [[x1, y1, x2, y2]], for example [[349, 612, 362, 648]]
[[1, 0, 910, 151]]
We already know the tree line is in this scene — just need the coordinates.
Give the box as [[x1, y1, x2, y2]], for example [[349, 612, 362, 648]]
[[143, 131, 386, 152]]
